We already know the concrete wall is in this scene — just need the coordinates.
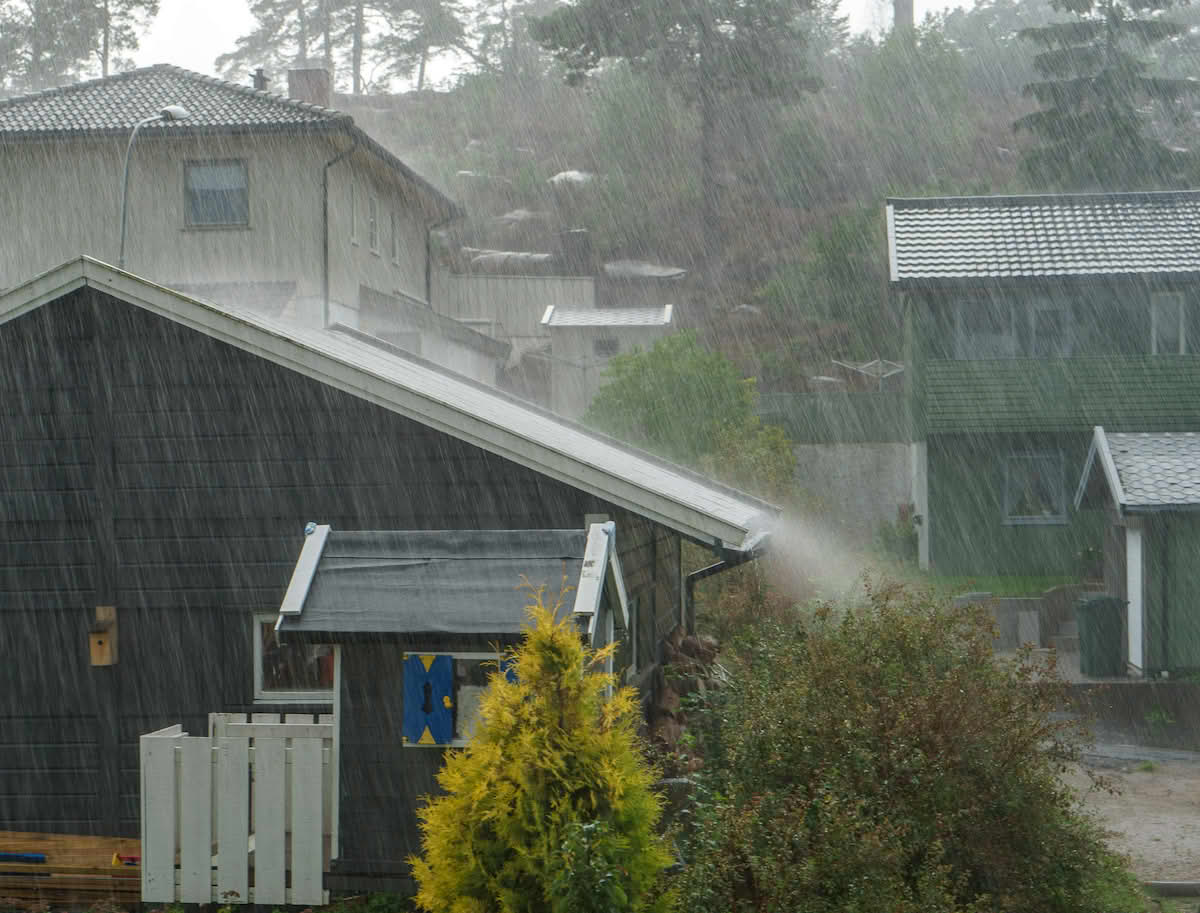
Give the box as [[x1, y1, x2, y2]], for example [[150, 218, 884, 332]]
[[792, 442, 912, 545], [548, 324, 673, 419], [430, 270, 596, 346]]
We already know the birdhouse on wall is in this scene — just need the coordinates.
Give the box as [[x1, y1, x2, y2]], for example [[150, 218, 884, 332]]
[[89, 606, 118, 666]]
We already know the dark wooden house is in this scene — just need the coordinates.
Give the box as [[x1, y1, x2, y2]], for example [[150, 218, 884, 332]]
[[0, 258, 774, 888]]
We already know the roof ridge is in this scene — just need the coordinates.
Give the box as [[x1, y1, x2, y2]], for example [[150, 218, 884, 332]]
[[887, 189, 1200, 209], [0, 62, 352, 124]]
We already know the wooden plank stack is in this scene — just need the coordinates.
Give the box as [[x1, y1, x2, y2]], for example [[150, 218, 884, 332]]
[[0, 830, 140, 906]]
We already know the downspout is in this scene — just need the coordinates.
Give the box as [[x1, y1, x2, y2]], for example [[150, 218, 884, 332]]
[[684, 549, 761, 636], [323, 130, 360, 328], [425, 213, 455, 306]]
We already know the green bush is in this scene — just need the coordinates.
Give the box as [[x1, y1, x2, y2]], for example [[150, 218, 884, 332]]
[[676, 583, 1143, 913], [410, 588, 673, 913]]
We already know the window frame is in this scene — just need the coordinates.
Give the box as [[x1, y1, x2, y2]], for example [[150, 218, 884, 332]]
[[368, 195, 379, 254], [402, 650, 508, 748], [1151, 291, 1187, 355], [390, 209, 400, 264], [252, 612, 335, 705], [1002, 450, 1067, 526], [954, 296, 1016, 359], [1026, 297, 1072, 357], [349, 180, 358, 245], [183, 159, 249, 229]]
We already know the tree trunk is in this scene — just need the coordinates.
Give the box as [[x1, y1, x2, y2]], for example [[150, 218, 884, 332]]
[[321, 0, 335, 75], [352, 0, 364, 94], [417, 45, 428, 90], [296, 0, 310, 64], [697, 15, 720, 283], [101, 0, 110, 77]]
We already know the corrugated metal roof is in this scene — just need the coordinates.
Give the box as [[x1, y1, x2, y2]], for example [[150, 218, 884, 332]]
[[1, 258, 776, 552], [277, 529, 587, 637], [888, 191, 1200, 284], [0, 64, 343, 134], [541, 305, 673, 327], [1087, 428, 1200, 509]]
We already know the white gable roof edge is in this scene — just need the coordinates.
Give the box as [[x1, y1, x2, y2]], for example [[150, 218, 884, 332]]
[[3, 258, 772, 551]]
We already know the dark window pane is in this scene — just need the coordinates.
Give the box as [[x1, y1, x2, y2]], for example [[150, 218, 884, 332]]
[[1005, 454, 1064, 522], [186, 162, 248, 226], [260, 621, 332, 692]]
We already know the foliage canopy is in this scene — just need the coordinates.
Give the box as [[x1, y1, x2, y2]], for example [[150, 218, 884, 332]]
[[676, 584, 1144, 913], [411, 589, 673, 913]]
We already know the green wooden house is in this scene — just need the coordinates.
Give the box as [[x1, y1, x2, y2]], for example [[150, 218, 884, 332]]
[[887, 190, 1200, 576], [1076, 427, 1200, 675]]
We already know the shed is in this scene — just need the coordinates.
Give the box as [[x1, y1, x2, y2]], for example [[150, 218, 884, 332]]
[[1075, 426, 1200, 675], [540, 305, 675, 418], [275, 522, 631, 881]]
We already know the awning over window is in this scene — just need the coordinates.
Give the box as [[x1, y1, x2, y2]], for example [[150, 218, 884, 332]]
[[276, 525, 626, 641]]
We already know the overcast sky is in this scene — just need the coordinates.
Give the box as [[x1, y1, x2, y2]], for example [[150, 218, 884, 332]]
[[133, 0, 957, 83]]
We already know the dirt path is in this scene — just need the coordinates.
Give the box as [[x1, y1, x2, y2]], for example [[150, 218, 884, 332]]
[[1065, 759, 1200, 881]]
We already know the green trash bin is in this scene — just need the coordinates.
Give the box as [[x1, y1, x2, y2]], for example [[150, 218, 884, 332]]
[[1076, 594, 1125, 678]]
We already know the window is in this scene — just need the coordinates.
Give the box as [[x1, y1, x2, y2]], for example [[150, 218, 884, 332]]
[[1027, 299, 1071, 357], [184, 160, 248, 227], [402, 651, 513, 747], [368, 195, 379, 253], [390, 210, 400, 263], [1152, 292, 1187, 354], [253, 613, 334, 703], [955, 298, 1015, 359], [1004, 452, 1066, 525], [593, 338, 620, 357], [349, 181, 358, 243]]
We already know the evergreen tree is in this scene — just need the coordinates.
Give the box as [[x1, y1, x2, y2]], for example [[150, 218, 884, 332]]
[[0, 0, 103, 90], [373, 0, 465, 90], [530, 0, 819, 277], [1015, 0, 1198, 188], [93, 0, 159, 76], [216, 0, 342, 87], [410, 590, 673, 913]]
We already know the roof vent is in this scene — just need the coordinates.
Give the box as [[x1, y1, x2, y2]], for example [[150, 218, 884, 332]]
[[287, 68, 331, 108], [252, 67, 269, 91]]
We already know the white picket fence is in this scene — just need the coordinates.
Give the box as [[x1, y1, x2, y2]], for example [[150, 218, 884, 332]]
[[139, 713, 335, 906]]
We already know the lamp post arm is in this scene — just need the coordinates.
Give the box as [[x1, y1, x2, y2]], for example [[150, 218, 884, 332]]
[[117, 114, 162, 269]]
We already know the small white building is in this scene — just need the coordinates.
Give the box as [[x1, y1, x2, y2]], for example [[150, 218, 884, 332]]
[[541, 304, 675, 418]]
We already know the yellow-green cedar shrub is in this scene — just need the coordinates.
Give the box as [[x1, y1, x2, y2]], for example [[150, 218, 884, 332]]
[[410, 587, 674, 913]]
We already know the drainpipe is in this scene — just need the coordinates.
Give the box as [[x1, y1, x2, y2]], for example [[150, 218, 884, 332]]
[[323, 130, 360, 327], [425, 213, 455, 306], [684, 548, 761, 635]]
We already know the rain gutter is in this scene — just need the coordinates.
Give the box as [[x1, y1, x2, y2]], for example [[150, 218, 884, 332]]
[[322, 131, 361, 327], [683, 541, 766, 636]]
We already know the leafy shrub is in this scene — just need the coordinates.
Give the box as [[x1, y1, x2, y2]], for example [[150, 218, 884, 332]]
[[410, 587, 673, 913], [676, 582, 1143, 913]]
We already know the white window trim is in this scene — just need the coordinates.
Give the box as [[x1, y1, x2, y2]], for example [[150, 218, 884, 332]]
[[390, 210, 400, 264], [368, 195, 380, 254], [402, 650, 506, 748], [253, 611, 334, 705], [183, 159, 250, 229], [1003, 450, 1067, 526], [1151, 291, 1187, 355]]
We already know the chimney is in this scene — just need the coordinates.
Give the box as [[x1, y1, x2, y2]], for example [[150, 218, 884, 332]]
[[287, 68, 331, 108], [252, 67, 269, 91]]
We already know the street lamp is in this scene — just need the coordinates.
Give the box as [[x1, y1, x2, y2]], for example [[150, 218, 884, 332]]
[[118, 104, 190, 269]]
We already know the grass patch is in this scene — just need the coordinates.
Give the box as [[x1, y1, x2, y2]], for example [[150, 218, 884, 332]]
[[1136, 760, 1159, 773]]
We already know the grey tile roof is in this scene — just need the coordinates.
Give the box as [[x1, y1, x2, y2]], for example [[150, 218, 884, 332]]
[[1106, 430, 1200, 508], [0, 64, 346, 135], [542, 305, 674, 327], [887, 191, 1200, 283]]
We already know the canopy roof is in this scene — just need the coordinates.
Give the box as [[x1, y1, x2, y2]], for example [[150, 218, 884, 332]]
[[1076, 426, 1200, 512]]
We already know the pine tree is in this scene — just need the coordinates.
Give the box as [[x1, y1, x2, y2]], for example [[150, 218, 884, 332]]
[[216, 0, 342, 86], [530, 0, 818, 278], [1015, 0, 1198, 188], [410, 587, 673, 913], [93, 0, 159, 76]]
